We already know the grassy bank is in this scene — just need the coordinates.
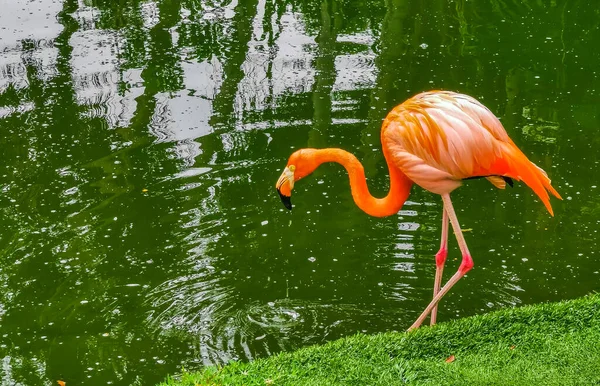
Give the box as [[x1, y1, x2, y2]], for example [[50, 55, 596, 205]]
[[159, 294, 600, 385]]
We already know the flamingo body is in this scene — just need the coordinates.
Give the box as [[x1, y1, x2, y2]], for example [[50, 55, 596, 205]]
[[382, 91, 560, 213], [275, 90, 561, 329]]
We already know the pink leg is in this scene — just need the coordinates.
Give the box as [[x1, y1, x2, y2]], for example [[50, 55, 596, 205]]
[[409, 194, 474, 331], [430, 208, 449, 326]]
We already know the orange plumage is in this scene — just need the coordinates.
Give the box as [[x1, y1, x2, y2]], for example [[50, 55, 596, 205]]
[[382, 91, 561, 214], [276, 90, 561, 329]]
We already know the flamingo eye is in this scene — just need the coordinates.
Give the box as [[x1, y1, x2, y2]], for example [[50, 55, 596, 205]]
[[289, 165, 296, 172]]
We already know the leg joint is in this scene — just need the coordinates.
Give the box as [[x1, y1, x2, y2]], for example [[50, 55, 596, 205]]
[[435, 248, 448, 267], [459, 254, 474, 274]]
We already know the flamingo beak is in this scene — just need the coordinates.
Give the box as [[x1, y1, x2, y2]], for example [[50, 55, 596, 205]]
[[276, 167, 294, 210]]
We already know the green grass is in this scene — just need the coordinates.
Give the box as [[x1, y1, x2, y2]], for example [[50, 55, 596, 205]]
[[159, 294, 600, 385]]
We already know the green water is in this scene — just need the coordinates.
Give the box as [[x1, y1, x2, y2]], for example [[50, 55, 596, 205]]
[[0, 0, 598, 384]]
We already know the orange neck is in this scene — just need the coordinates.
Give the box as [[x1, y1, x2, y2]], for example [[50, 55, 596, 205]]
[[311, 148, 413, 217]]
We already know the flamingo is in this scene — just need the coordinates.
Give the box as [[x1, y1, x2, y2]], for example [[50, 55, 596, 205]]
[[275, 90, 562, 330]]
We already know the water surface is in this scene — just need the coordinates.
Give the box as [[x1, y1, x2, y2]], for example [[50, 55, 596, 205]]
[[0, 0, 599, 384]]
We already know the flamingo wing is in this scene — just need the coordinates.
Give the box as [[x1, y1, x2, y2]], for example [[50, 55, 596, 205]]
[[381, 91, 561, 215]]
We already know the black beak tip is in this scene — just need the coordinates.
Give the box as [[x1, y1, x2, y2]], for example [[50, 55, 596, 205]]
[[277, 190, 292, 210]]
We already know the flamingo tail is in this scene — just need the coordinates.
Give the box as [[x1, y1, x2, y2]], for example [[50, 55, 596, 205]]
[[488, 143, 562, 216]]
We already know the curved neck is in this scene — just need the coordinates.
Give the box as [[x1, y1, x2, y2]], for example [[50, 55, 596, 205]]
[[312, 148, 413, 217]]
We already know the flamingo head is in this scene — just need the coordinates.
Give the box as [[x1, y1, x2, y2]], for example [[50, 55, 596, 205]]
[[275, 149, 320, 210]]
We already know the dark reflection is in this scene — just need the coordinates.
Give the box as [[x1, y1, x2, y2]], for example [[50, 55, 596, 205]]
[[0, 0, 598, 384]]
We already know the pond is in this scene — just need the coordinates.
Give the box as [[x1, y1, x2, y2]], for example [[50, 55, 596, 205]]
[[0, 0, 598, 384]]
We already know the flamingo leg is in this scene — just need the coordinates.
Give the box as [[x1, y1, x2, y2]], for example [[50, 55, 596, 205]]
[[409, 194, 474, 331], [430, 208, 449, 326]]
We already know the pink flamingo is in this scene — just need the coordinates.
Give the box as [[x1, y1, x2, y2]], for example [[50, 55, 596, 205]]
[[276, 91, 561, 330]]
